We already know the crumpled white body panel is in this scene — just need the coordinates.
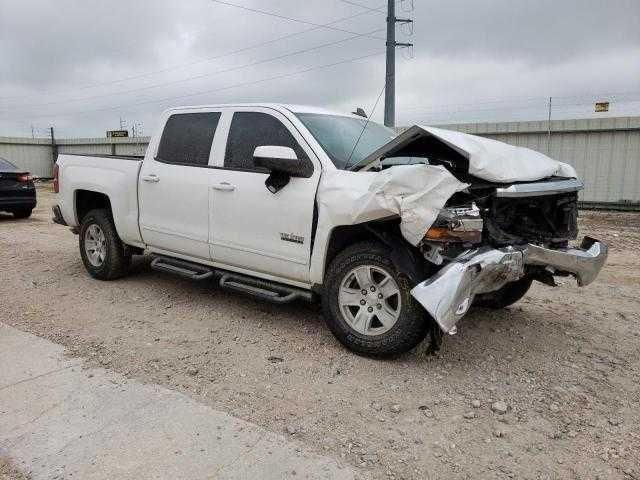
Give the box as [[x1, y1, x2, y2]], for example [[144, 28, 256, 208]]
[[419, 126, 577, 183], [317, 164, 468, 246], [313, 128, 578, 279], [361, 125, 577, 183]]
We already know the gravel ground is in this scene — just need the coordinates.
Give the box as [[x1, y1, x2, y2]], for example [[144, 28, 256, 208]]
[[0, 457, 30, 480], [1, 184, 639, 480]]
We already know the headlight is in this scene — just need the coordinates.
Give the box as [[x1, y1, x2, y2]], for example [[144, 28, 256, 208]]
[[423, 204, 483, 244]]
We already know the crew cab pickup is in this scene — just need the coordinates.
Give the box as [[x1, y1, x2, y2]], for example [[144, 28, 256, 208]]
[[52, 104, 607, 357]]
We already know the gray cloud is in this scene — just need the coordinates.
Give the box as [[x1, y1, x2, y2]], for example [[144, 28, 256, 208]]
[[1, 0, 638, 136]]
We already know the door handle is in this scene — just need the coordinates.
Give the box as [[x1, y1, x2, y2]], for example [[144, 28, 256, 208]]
[[212, 182, 236, 191], [142, 174, 160, 183]]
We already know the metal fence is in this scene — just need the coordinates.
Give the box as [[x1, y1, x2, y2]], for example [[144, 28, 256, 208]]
[[0, 137, 54, 178], [0, 136, 150, 178], [1, 116, 639, 209]]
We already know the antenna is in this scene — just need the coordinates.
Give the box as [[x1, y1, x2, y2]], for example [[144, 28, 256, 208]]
[[345, 84, 386, 170]]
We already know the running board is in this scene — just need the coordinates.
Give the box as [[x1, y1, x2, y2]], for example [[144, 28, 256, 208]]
[[149, 255, 313, 304], [150, 256, 214, 281], [218, 272, 313, 304]]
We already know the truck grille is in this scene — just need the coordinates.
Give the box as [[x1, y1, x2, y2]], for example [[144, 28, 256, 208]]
[[484, 192, 579, 246]]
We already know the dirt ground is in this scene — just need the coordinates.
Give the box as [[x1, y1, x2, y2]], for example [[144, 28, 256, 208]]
[[1, 184, 639, 480], [0, 457, 30, 480]]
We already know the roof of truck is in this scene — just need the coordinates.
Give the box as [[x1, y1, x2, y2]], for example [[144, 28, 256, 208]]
[[165, 103, 362, 118]]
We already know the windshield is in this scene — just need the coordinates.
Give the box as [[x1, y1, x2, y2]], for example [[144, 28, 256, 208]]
[[296, 113, 396, 170]]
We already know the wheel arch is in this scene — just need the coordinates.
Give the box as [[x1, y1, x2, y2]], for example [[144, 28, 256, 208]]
[[312, 218, 427, 291], [74, 189, 112, 224]]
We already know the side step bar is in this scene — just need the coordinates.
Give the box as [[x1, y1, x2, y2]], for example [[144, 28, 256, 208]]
[[149, 255, 313, 304], [218, 272, 313, 304], [150, 256, 214, 281]]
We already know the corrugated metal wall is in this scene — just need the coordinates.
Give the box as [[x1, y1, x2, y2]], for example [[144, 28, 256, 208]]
[[2, 116, 639, 208], [0, 137, 53, 178], [57, 137, 149, 157], [0, 136, 150, 178]]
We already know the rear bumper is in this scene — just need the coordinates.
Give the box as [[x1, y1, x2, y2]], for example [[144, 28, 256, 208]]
[[411, 236, 608, 334], [0, 196, 36, 211]]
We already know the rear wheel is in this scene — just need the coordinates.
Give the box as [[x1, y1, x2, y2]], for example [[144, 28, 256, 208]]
[[79, 209, 131, 280], [12, 208, 32, 219], [322, 241, 429, 357], [473, 277, 533, 309]]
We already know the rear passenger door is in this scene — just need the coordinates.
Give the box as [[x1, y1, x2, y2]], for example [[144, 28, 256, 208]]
[[209, 107, 320, 284], [139, 111, 221, 260]]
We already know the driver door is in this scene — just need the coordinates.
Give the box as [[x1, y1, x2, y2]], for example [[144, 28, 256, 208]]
[[209, 108, 320, 283]]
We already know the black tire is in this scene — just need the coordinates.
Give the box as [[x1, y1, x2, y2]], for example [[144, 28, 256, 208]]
[[12, 208, 32, 219], [79, 209, 131, 280], [473, 277, 533, 309], [322, 240, 429, 358]]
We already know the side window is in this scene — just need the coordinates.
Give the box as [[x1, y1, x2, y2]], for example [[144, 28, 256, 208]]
[[157, 112, 221, 166], [224, 112, 309, 172]]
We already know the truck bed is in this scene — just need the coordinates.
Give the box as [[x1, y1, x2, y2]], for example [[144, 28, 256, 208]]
[[56, 154, 144, 246]]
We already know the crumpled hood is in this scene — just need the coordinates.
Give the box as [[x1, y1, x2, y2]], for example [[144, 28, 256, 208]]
[[357, 125, 577, 183]]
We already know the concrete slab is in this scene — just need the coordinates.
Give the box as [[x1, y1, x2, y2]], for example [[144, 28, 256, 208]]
[[0, 324, 356, 480]]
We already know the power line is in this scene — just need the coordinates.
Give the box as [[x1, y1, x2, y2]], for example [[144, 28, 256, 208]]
[[17, 50, 385, 121], [5, 28, 384, 112], [401, 91, 640, 113], [413, 101, 640, 120], [406, 98, 640, 124], [0, 6, 384, 102], [209, 0, 384, 40], [339, 0, 385, 13]]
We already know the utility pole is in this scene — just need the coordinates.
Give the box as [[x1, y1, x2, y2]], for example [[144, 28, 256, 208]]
[[384, 0, 413, 128], [50, 126, 57, 167], [547, 96, 552, 154]]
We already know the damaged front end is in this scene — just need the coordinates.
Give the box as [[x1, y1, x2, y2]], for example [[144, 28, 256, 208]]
[[326, 122, 608, 336], [403, 167, 607, 335], [411, 235, 608, 335]]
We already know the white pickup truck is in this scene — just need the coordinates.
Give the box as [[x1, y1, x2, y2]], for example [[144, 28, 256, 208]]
[[52, 103, 607, 357]]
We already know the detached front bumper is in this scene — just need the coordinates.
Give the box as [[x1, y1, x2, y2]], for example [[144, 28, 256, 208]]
[[411, 237, 608, 334]]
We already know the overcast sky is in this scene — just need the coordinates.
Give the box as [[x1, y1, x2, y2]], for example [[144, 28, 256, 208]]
[[1, 0, 639, 137]]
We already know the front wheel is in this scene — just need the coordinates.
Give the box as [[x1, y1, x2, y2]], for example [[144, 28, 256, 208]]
[[79, 209, 131, 280], [322, 241, 429, 357]]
